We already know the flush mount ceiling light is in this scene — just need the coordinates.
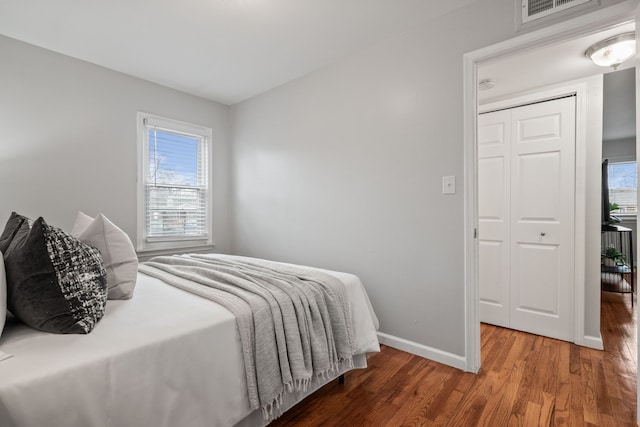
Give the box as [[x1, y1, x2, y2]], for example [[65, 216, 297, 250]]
[[585, 32, 636, 70]]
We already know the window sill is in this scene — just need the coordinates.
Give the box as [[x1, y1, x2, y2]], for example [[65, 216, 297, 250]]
[[136, 243, 216, 262]]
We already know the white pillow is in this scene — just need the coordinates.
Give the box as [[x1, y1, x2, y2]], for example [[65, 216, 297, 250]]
[[72, 212, 138, 300], [0, 251, 6, 340]]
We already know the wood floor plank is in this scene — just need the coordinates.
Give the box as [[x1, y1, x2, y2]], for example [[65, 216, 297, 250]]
[[385, 363, 454, 426], [541, 339, 561, 398], [430, 389, 465, 427], [593, 352, 613, 418], [580, 347, 599, 425], [568, 345, 586, 426], [599, 413, 617, 427], [383, 356, 432, 405], [522, 401, 542, 426], [539, 392, 555, 426], [529, 337, 553, 406], [482, 360, 525, 426], [510, 334, 544, 421], [268, 292, 637, 426], [420, 367, 466, 422], [550, 342, 571, 426], [489, 331, 518, 373], [481, 327, 511, 372]]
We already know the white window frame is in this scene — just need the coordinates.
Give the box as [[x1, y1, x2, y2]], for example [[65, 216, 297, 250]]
[[607, 155, 637, 219], [136, 112, 214, 252]]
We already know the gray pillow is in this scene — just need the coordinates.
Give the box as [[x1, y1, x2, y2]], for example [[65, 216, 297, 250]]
[[72, 212, 138, 299], [0, 212, 107, 334], [0, 251, 6, 340]]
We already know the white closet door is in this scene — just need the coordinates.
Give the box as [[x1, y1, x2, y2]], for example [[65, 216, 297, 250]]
[[509, 96, 575, 341], [478, 96, 576, 342], [478, 110, 511, 328]]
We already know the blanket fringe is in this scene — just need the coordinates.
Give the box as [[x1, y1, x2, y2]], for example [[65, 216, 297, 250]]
[[262, 356, 355, 421], [261, 391, 284, 420]]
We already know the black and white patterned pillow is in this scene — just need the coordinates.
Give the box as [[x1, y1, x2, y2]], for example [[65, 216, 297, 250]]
[[0, 212, 107, 334]]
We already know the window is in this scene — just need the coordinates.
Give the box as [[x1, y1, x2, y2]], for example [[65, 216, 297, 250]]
[[608, 160, 637, 215], [137, 113, 213, 251]]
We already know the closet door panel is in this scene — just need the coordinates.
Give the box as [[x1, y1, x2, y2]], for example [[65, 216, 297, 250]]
[[478, 110, 511, 328], [509, 96, 575, 341]]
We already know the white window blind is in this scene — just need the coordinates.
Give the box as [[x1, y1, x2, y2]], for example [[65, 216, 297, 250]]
[[608, 161, 638, 215], [137, 113, 213, 251]]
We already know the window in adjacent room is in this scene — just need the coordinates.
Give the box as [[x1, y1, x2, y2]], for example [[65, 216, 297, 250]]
[[608, 160, 637, 216], [137, 112, 213, 252]]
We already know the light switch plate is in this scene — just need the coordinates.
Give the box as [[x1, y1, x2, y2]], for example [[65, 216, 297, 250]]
[[442, 175, 455, 194]]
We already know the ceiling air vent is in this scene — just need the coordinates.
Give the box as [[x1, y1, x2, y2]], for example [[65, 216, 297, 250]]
[[522, 0, 592, 23]]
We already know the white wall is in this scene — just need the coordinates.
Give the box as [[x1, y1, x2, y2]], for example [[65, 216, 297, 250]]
[[602, 68, 636, 158], [584, 77, 606, 342], [230, 1, 634, 358], [0, 35, 232, 252], [230, 0, 515, 357], [603, 67, 637, 142], [603, 137, 637, 158]]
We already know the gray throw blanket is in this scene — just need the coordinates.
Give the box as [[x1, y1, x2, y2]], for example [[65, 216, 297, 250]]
[[138, 254, 355, 420]]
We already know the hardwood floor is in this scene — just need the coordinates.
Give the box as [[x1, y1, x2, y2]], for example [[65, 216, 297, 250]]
[[269, 291, 637, 426]]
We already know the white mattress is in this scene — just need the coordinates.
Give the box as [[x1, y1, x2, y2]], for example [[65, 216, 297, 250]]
[[0, 262, 380, 427]]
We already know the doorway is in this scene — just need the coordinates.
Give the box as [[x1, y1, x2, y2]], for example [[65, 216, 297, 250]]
[[601, 68, 637, 309], [462, 6, 639, 376]]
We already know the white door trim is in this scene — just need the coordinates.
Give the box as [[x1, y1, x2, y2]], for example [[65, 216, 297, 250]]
[[462, 2, 639, 373]]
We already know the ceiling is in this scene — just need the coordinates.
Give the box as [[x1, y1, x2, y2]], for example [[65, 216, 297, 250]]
[[478, 21, 637, 141], [0, 0, 473, 105]]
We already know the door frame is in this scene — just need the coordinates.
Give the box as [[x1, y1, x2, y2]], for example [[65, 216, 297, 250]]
[[462, 2, 639, 373]]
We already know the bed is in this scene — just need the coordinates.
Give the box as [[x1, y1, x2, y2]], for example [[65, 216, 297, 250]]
[[0, 253, 380, 427]]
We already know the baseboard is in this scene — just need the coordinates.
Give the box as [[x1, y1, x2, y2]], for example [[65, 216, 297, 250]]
[[582, 333, 604, 350], [376, 331, 604, 370], [377, 332, 466, 371]]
